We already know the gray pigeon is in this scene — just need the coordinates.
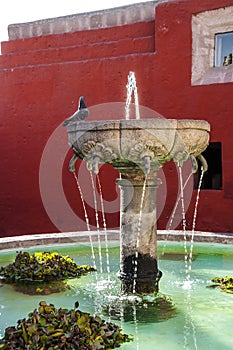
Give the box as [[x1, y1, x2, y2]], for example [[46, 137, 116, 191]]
[[63, 96, 88, 126]]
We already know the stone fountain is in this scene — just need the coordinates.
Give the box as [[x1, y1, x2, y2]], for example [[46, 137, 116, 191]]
[[64, 115, 210, 294]]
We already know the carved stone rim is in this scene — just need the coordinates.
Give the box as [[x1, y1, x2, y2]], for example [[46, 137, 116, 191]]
[[67, 118, 210, 132]]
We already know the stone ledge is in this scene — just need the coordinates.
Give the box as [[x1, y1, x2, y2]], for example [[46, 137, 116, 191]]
[[7, 1, 168, 41], [0, 230, 232, 251], [0, 231, 120, 251], [158, 230, 233, 245]]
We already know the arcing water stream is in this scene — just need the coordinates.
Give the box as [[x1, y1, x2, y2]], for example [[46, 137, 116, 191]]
[[96, 174, 111, 276], [73, 171, 97, 270], [90, 171, 103, 274]]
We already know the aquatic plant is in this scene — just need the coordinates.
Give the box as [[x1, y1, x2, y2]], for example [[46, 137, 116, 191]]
[[0, 301, 132, 349], [209, 276, 233, 294], [0, 251, 96, 294]]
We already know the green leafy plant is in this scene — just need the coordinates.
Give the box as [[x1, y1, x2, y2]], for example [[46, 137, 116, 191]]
[[209, 276, 233, 294], [0, 251, 96, 295], [0, 301, 132, 349]]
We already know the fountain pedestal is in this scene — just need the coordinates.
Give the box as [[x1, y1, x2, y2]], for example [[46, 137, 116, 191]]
[[116, 167, 162, 294]]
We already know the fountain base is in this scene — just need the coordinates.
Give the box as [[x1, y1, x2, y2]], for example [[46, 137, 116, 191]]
[[118, 253, 162, 294]]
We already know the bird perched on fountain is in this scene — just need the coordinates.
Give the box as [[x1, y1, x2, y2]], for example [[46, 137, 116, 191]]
[[63, 96, 88, 126]]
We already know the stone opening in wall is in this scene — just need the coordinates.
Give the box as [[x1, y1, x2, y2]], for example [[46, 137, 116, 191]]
[[194, 142, 222, 190], [192, 5, 233, 85], [215, 31, 233, 67]]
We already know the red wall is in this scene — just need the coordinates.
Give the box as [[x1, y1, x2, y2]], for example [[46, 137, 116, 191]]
[[0, 0, 233, 237]]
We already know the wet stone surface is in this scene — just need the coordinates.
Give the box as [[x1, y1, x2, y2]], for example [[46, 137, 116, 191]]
[[119, 253, 162, 294]]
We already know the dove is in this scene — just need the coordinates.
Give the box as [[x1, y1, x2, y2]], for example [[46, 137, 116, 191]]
[[63, 96, 88, 126]]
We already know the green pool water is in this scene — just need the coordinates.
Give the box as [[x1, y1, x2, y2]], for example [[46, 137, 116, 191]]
[[0, 241, 233, 349]]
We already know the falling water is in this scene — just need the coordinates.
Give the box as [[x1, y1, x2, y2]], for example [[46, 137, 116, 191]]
[[96, 174, 111, 275], [178, 164, 189, 275], [188, 167, 205, 270], [176, 164, 201, 350], [184, 169, 204, 350], [161, 171, 193, 256], [177, 165, 196, 349], [72, 171, 97, 270], [125, 71, 140, 120], [162, 164, 205, 270], [133, 175, 148, 294], [90, 171, 103, 274], [133, 303, 140, 350]]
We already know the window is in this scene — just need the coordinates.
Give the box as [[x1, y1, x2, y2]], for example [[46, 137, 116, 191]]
[[215, 32, 233, 67], [194, 142, 222, 190], [192, 6, 233, 85]]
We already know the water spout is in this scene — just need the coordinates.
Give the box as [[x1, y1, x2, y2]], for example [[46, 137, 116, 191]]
[[86, 160, 93, 172], [197, 154, 208, 172], [92, 156, 100, 174], [69, 154, 78, 173], [143, 156, 151, 175], [190, 155, 198, 174], [190, 154, 208, 174]]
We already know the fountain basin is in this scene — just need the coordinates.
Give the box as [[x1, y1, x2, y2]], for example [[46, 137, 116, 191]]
[[67, 119, 210, 173]]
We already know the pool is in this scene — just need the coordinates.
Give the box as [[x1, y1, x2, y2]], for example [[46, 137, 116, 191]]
[[0, 240, 233, 349]]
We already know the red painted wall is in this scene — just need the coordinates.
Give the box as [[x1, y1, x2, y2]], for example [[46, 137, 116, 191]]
[[0, 0, 233, 237]]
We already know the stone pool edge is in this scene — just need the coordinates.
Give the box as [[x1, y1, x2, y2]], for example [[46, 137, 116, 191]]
[[0, 230, 232, 251]]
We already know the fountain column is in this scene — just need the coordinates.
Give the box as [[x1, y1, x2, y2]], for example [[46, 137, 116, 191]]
[[116, 167, 162, 294]]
